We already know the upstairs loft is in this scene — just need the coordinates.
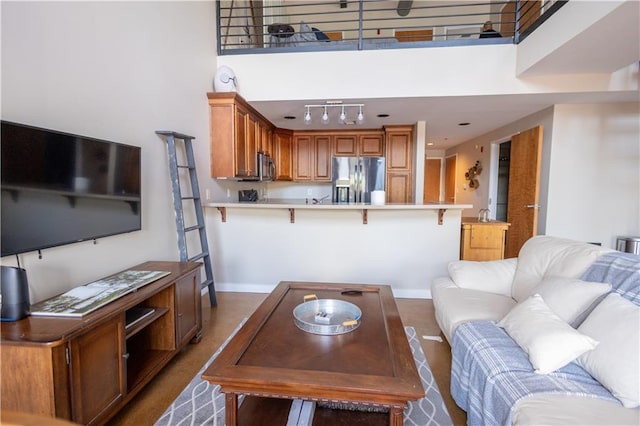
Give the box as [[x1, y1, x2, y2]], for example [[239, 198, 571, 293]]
[[217, 0, 567, 55], [214, 0, 639, 143]]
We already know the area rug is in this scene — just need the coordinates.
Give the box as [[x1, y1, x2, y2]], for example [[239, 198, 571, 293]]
[[155, 321, 452, 426]]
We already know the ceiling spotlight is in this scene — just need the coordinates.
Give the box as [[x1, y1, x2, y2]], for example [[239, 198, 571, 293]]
[[321, 106, 329, 124], [304, 107, 311, 125], [302, 102, 365, 125]]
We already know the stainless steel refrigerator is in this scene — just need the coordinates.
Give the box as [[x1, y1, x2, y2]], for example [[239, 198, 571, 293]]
[[332, 156, 386, 203]]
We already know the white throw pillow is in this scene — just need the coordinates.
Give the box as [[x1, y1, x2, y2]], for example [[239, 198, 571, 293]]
[[497, 294, 599, 374], [532, 276, 611, 327], [448, 258, 517, 297], [576, 293, 640, 408], [511, 236, 611, 302]]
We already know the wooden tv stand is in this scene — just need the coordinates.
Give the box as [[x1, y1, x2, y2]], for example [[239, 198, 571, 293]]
[[0, 261, 203, 425]]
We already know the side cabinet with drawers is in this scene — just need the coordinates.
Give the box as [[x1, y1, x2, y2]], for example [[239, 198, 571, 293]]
[[0, 261, 202, 425]]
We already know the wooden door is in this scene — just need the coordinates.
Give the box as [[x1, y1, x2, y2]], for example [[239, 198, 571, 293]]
[[175, 272, 200, 346], [424, 158, 441, 203], [359, 132, 384, 156], [500, 0, 516, 37], [505, 126, 543, 258], [293, 135, 312, 181], [234, 105, 249, 177], [70, 318, 125, 425], [387, 172, 412, 204], [501, 0, 540, 37], [333, 135, 357, 156], [246, 114, 258, 177], [444, 155, 457, 203], [274, 129, 293, 181], [313, 135, 332, 181]]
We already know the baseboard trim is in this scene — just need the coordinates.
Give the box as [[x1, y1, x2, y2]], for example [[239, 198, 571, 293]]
[[205, 283, 432, 299]]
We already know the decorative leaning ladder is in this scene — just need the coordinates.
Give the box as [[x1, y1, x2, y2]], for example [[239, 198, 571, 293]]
[[156, 131, 217, 307]]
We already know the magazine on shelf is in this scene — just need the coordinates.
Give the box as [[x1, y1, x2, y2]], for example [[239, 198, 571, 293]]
[[125, 306, 157, 330], [30, 270, 170, 318]]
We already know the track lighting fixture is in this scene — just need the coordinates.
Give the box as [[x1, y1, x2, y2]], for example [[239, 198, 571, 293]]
[[302, 102, 365, 125]]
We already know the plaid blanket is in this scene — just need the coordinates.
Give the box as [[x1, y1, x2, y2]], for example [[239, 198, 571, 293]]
[[451, 251, 640, 425], [451, 321, 618, 426], [581, 251, 640, 306]]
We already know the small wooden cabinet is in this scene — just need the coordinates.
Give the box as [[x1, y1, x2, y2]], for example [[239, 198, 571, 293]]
[[384, 125, 415, 203], [208, 92, 274, 179], [332, 131, 384, 157], [460, 218, 511, 260], [0, 261, 202, 426]]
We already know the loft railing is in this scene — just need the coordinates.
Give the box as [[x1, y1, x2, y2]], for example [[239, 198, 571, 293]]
[[216, 0, 567, 55]]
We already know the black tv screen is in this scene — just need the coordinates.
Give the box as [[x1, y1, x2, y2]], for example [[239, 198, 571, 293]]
[[1, 121, 141, 257]]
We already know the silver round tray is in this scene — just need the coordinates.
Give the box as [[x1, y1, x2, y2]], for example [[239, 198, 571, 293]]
[[293, 295, 362, 335]]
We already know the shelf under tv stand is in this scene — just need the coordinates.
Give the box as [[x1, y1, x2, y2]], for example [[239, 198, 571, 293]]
[[0, 261, 203, 426]]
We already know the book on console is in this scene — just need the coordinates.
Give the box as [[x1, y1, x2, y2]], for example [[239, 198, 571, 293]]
[[30, 270, 171, 318]]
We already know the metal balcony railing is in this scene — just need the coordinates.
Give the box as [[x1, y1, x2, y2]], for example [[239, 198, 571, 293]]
[[217, 0, 567, 55]]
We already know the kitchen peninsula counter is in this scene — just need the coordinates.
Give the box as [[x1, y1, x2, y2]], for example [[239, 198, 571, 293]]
[[204, 200, 472, 225], [202, 200, 472, 299]]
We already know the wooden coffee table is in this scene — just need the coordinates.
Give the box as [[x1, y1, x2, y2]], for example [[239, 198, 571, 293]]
[[202, 281, 424, 425]]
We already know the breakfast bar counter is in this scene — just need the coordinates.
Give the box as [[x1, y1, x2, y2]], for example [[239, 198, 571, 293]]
[[202, 200, 473, 299], [205, 200, 472, 225]]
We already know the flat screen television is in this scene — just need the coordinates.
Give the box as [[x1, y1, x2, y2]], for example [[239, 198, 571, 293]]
[[1, 121, 141, 257]]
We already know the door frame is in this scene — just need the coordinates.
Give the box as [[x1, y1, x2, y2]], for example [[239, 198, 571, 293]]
[[489, 136, 512, 219]]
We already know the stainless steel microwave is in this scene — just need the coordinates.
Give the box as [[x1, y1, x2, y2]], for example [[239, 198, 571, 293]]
[[257, 152, 275, 181]]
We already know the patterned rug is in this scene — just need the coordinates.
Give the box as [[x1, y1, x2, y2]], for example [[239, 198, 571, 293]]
[[155, 321, 452, 426]]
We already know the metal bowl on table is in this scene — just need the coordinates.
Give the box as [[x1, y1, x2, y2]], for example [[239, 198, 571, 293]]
[[293, 295, 362, 335]]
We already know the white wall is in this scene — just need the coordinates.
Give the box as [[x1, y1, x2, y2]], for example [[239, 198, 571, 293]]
[[1, 1, 217, 302], [205, 207, 463, 298], [545, 103, 640, 246], [446, 102, 640, 248], [446, 107, 555, 228]]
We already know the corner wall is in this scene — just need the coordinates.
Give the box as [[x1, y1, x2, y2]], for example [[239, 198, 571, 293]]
[[1, 2, 217, 302], [446, 102, 640, 248]]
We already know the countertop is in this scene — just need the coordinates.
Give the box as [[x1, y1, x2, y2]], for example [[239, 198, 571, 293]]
[[461, 217, 511, 225], [204, 199, 473, 210]]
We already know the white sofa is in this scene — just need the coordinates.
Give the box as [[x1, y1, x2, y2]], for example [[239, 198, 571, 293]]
[[432, 235, 640, 425]]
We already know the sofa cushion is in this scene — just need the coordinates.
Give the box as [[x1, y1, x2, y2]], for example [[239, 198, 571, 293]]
[[431, 280, 515, 343], [512, 394, 640, 425], [533, 276, 611, 327], [497, 294, 598, 374], [512, 236, 612, 302], [576, 293, 640, 408], [448, 258, 517, 297]]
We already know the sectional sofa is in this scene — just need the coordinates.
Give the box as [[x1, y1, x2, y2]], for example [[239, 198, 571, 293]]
[[432, 235, 640, 425]]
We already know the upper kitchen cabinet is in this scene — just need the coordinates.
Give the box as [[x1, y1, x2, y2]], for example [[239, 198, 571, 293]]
[[384, 125, 415, 203], [293, 134, 331, 182], [207, 93, 274, 179], [333, 131, 384, 157], [273, 129, 293, 181]]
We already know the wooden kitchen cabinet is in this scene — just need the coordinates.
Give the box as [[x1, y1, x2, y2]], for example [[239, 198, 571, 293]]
[[359, 131, 385, 156], [0, 262, 202, 426], [384, 125, 415, 203], [273, 129, 293, 181], [460, 218, 511, 260], [332, 131, 384, 157], [333, 134, 358, 156], [207, 92, 274, 179], [293, 134, 331, 182]]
